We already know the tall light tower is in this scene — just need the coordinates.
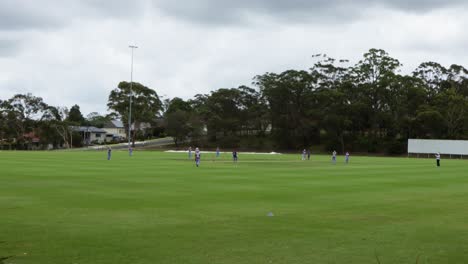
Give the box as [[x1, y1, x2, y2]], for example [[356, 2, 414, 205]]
[[128, 45, 138, 155]]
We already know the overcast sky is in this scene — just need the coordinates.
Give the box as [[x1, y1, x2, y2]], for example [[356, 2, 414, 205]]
[[1, 0, 467, 115]]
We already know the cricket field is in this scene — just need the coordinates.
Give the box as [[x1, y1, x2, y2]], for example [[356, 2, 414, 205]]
[[0, 151, 467, 263]]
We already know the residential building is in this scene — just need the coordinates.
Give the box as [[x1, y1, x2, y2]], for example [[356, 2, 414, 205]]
[[103, 120, 127, 141], [72, 126, 107, 145]]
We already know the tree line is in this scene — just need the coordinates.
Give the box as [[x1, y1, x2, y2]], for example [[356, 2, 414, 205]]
[[1, 49, 467, 153]]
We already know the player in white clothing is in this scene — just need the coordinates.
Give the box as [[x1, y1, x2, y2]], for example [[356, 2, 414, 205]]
[[195, 147, 201, 167], [435, 152, 441, 167]]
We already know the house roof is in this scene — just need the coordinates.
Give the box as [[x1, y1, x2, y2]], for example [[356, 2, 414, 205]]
[[72, 126, 107, 133], [104, 120, 124, 128]]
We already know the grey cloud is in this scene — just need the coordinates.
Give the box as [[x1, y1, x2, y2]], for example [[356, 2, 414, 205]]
[[153, 0, 358, 25], [0, 39, 21, 57], [0, 1, 62, 30], [77, 0, 148, 19], [2, 0, 464, 31], [385, 0, 467, 11], [153, 0, 467, 24], [0, 0, 147, 31]]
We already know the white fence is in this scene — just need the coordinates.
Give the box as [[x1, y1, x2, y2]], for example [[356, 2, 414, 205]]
[[408, 139, 468, 156]]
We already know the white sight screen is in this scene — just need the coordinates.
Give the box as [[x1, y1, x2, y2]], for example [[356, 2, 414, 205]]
[[408, 139, 468, 155]]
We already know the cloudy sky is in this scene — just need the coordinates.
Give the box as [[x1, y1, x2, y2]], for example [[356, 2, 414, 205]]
[[1, 0, 467, 115]]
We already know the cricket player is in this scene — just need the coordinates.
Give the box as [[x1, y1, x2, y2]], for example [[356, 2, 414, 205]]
[[216, 147, 220, 158], [345, 152, 350, 164], [129, 147, 133, 157], [435, 152, 441, 167], [302, 149, 306, 161], [307, 149, 311, 160], [188, 147, 192, 159], [107, 147, 112, 160], [332, 150, 337, 164], [233, 150, 238, 163], [195, 147, 201, 167]]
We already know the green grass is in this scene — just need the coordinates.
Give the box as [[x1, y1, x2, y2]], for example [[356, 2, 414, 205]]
[[0, 151, 467, 264]]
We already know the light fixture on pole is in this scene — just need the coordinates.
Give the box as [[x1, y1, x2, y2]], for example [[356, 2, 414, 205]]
[[128, 45, 138, 156]]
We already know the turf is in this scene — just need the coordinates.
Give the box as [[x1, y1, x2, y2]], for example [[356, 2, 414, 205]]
[[0, 151, 467, 264]]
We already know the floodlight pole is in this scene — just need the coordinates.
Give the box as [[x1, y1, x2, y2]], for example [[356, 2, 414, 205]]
[[128, 45, 138, 155]]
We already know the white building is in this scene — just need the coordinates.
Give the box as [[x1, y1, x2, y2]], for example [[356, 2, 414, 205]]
[[103, 120, 127, 141], [72, 126, 107, 145]]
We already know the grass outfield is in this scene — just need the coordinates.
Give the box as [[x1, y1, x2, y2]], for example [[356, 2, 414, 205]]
[[0, 151, 467, 264]]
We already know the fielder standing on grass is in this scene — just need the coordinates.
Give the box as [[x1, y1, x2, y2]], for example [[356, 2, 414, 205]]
[[195, 147, 201, 167], [233, 150, 238, 163], [129, 147, 133, 157], [435, 152, 441, 167], [188, 146, 192, 159], [345, 152, 350, 164], [216, 147, 220, 158], [107, 147, 112, 161], [332, 150, 337, 164]]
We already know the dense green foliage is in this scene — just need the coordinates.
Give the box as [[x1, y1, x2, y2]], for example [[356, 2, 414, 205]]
[[179, 49, 467, 153], [1, 151, 467, 263], [67, 104, 85, 124], [108, 81, 163, 145], [1, 49, 466, 152]]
